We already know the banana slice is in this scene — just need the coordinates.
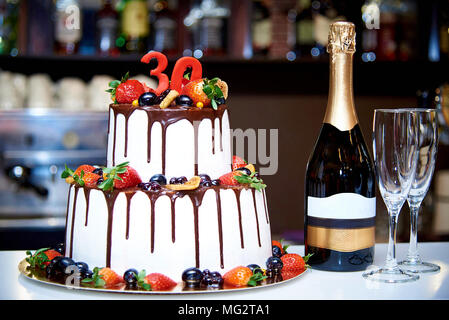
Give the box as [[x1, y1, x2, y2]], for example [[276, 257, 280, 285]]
[[160, 90, 180, 109], [217, 79, 228, 100], [245, 164, 255, 173], [165, 176, 201, 190]]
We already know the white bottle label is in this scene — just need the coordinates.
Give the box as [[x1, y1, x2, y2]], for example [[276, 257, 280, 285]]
[[308, 193, 376, 220]]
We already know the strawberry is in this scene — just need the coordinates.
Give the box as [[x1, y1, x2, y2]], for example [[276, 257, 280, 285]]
[[219, 171, 242, 186], [141, 82, 155, 93], [98, 162, 142, 191], [280, 253, 306, 272], [144, 273, 177, 291], [116, 79, 145, 104], [99, 267, 123, 287], [107, 72, 145, 104], [181, 78, 210, 107], [223, 266, 254, 287], [114, 166, 141, 189], [42, 249, 62, 265], [73, 165, 95, 177], [82, 172, 102, 188], [232, 156, 247, 171]]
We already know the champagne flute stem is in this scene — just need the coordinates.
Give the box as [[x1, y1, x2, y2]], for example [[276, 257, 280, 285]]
[[385, 210, 400, 270], [406, 204, 422, 263]]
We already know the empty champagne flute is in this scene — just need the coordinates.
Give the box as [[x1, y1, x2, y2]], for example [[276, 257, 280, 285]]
[[399, 109, 440, 273], [363, 109, 419, 283]]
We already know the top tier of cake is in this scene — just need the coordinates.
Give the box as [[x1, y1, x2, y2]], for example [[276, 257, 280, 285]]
[[107, 103, 232, 181]]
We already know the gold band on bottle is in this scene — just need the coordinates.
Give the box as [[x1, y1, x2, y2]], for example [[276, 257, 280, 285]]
[[307, 226, 375, 252]]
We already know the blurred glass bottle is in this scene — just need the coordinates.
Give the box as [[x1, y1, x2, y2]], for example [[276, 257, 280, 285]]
[[118, 0, 149, 53], [251, 0, 272, 57], [96, 0, 119, 56], [439, 0, 449, 61], [54, 0, 82, 55], [150, 0, 178, 56], [0, 0, 20, 56], [295, 0, 314, 59]]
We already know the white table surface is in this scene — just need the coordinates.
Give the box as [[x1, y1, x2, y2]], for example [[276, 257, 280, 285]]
[[1, 242, 448, 300]]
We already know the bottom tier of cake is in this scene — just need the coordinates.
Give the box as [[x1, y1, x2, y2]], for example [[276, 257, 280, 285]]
[[64, 185, 272, 281]]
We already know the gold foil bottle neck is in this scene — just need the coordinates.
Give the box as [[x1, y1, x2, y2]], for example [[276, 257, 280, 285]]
[[327, 21, 356, 55]]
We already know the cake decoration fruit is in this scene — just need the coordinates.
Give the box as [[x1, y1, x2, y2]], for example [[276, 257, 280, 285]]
[[132, 99, 139, 107], [98, 162, 142, 191], [26, 248, 61, 269], [149, 174, 167, 185], [166, 176, 201, 190], [82, 267, 106, 288], [272, 239, 289, 255], [181, 78, 210, 107], [170, 56, 203, 93], [98, 267, 123, 287], [106, 72, 146, 104], [201, 270, 223, 288], [201, 78, 226, 110], [176, 95, 194, 106], [219, 171, 241, 186], [138, 92, 157, 106], [266, 256, 283, 273], [272, 245, 283, 258], [159, 89, 180, 109], [123, 269, 151, 290], [144, 273, 177, 291], [280, 253, 307, 272], [181, 267, 203, 288], [223, 266, 266, 287], [196, 102, 204, 108], [232, 156, 247, 171]]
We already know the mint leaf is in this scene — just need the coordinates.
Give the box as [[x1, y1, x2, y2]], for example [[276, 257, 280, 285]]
[[234, 171, 266, 191], [247, 272, 267, 287], [61, 164, 74, 179]]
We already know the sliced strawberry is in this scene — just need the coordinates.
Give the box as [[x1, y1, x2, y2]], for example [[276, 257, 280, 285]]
[[181, 78, 210, 107], [42, 249, 62, 266], [82, 172, 102, 188], [144, 273, 177, 291], [232, 156, 247, 171], [114, 166, 142, 189], [223, 266, 253, 287]]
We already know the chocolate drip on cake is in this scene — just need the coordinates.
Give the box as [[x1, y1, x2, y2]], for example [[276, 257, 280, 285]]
[[109, 104, 227, 174], [125, 192, 136, 240], [69, 186, 80, 258], [84, 188, 91, 227], [214, 189, 224, 269], [232, 188, 245, 249], [104, 190, 119, 268], [251, 189, 262, 247]]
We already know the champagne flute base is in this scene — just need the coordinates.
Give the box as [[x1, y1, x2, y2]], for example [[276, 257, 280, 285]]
[[398, 260, 441, 273], [362, 266, 419, 283]]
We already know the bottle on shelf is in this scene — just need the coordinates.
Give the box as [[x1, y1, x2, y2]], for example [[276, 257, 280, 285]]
[[304, 21, 376, 271], [96, 0, 119, 56], [0, 0, 20, 56], [294, 0, 314, 59], [439, 0, 449, 61], [54, 0, 82, 55], [251, 0, 272, 57], [118, 0, 150, 54], [150, 0, 178, 56]]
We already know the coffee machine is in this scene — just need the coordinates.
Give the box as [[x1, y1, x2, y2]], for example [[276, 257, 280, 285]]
[[0, 109, 108, 249]]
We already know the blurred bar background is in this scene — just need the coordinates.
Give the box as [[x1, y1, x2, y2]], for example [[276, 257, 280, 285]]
[[0, 0, 449, 249]]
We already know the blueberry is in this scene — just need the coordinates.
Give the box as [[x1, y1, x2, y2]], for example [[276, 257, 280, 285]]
[[235, 167, 251, 175], [149, 181, 161, 191], [266, 256, 283, 272], [74, 262, 89, 274], [96, 177, 104, 186], [211, 179, 220, 186], [177, 176, 187, 184], [123, 268, 139, 286], [176, 95, 193, 106], [92, 168, 103, 175], [201, 271, 223, 288], [169, 177, 178, 184], [199, 174, 211, 184], [272, 245, 283, 258], [138, 92, 157, 106], [82, 269, 93, 279], [216, 97, 226, 105], [150, 174, 167, 185], [202, 181, 212, 187], [58, 257, 75, 270], [247, 264, 263, 274], [182, 267, 203, 287]]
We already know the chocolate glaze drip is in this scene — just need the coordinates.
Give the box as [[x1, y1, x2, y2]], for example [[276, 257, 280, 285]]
[[69, 186, 80, 258], [84, 188, 91, 227], [109, 104, 227, 174], [67, 184, 263, 271], [125, 192, 136, 240], [251, 189, 262, 247], [232, 188, 245, 249]]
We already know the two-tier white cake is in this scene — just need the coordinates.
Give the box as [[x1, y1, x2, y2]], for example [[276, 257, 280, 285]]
[[64, 102, 272, 281]]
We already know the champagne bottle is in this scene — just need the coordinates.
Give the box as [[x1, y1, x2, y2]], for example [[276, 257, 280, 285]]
[[304, 21, 376, 271]]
